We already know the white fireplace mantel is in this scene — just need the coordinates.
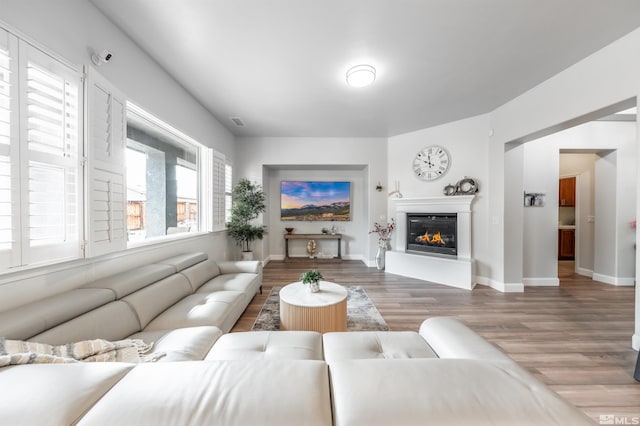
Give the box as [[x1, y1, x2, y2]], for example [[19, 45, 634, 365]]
[[393, 195, 475, 214], [386, 195, 476, 290]]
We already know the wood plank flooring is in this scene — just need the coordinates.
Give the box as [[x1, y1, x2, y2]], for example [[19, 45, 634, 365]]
[[231, 259, 640, 423]]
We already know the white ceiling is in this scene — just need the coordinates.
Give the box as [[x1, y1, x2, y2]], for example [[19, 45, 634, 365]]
[[90, 0, 640, 138]]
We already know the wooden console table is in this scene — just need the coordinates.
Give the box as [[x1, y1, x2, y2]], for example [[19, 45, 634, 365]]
[[284, 233, 342, 259]]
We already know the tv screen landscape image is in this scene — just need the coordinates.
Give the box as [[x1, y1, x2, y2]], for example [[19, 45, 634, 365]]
[[281, 181, 351, 221]]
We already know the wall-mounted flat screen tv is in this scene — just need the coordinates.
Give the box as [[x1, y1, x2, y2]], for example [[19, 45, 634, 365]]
[[281, 181, 351, 221]]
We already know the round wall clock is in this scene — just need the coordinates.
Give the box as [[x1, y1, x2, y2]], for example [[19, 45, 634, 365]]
[[413, 145, 451, 181]]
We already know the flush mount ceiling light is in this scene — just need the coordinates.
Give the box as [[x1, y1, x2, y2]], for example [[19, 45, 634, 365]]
[[346, 64, 376, 88]]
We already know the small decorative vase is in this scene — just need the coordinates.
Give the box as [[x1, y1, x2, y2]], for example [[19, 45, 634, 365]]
[[308, 281, 320, 293], [375, 245, 386, 270]]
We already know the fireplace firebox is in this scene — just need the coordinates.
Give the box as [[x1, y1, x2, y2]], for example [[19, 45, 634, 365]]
[[406, 213, 457, 256]]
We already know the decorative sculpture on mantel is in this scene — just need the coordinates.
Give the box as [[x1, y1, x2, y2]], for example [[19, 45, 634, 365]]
[[388, 181, 403, 198], [443, 177, 479, 196]]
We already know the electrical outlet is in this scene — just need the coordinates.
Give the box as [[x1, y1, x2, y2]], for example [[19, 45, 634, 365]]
[[587, 215, 595, 223]]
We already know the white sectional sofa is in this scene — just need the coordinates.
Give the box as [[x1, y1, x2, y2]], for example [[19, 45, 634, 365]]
[[0, 252, 262, 361], [0, 254, 595, 425]]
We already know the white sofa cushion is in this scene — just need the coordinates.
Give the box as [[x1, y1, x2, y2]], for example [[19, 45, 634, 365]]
[[122, 274, 193, 329], [143, 291, 245, 333], [323, 331, 437, 362], [154, 252, 208, 272], [328, 358, 593, 426], [0, 363, 133, 425], [179, 259, 221, 292], [196, 273, 260, 300], [419, 316, 512, 361], [77, 361, 333, 426], [206, 331, 323, 360], [83, 264, 175, 298], [218, 260, 262, 274], [31, 301, 141, 345], [0, 288, 114, 340], [129, 326, 223, 361]]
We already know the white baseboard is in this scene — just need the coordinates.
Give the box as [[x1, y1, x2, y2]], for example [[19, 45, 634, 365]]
[[475, 275, 489, 286], [486, 279, 524, 293], [523, 277, 560, 286], [592, 273, 635, 286], [342, 254, 367, 264], [575, 267, 593, 278]]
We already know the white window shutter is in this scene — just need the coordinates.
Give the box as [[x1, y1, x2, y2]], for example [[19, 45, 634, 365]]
[[211, 150, 226, 232], [19, 41, 82, 266], [86, 68, 127, 257], [224, 163, 232, 224], [0, 29, 20, 270]]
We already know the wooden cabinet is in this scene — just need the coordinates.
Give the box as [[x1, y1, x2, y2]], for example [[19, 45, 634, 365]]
[[559, 177, 576, 206], [558, 229, 575, 259]]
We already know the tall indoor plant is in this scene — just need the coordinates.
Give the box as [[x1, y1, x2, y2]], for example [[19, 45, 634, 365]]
[[226, 178, 267, 260]]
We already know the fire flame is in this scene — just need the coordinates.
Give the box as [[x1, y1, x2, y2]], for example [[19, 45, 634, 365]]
[[416, 231, 430, 243], [416, 230, 446, 245], [431, 232, 445, 245]]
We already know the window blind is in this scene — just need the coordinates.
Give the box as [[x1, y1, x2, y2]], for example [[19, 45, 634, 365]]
[[0, 40, 12, 255], [0, 30, 21, 270], [224, 163, 232, 224], [20, 44, 82, 265], [86, 68, 127, 257], [211, 151, 226, 231]]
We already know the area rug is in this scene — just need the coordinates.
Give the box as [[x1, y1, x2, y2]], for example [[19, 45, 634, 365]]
[[252, 286, 390, 331]]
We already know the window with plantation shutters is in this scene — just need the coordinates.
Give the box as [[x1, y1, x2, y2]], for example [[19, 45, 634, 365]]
[[0, 30, 18, 270], [87, 69, 127, 257], [0, 30, 84, 272], [0, 24, 228, 274], [211, 151, 226, 231], [19, 42, 83, 266], [224, 163, 232, 224]]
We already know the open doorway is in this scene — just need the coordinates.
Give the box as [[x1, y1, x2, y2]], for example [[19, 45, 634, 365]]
[[557, 153, 599, 281], [557, 170, 578, 279], [520, 104, 636, 287]]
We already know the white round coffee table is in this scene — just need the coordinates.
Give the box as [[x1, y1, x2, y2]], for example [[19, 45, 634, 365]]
[[279, 281, 348, 333]]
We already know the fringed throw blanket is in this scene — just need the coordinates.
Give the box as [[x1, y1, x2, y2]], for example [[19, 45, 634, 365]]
[[0, 338, 165, 367]]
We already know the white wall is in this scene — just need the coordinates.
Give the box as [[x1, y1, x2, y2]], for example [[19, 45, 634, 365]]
[[522, 142, 559, 284], [235, 137, 388, 264], [503, 143, 525, 291], [0, 0, 234, 158], [266, 167, 367, 260], [593, 151, 619, 280], [488, 27, 640, 348], [0, 0, 235, 310], [522, 121, 636, 285], [387, 114, 491, 280]]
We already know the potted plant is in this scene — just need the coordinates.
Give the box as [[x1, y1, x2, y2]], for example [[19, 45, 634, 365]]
[[300, 269, 323, 293], [226, 178, 267, 260]]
